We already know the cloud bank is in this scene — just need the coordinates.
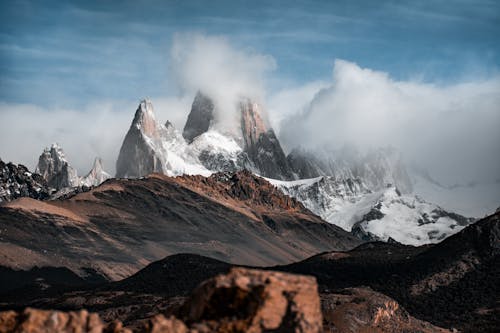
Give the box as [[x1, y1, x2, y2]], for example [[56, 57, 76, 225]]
[[170, 33, 276, 132], [0, 35, 499, 191], [279, 60, 500, 185]]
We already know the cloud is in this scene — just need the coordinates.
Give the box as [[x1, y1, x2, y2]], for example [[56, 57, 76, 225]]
[[279, 59, 500, 185], [170, 33, 276, 132]]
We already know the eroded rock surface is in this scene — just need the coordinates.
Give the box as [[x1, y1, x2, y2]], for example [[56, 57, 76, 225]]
[[321, 288, 451, 333], [0, 268, 323, 333]]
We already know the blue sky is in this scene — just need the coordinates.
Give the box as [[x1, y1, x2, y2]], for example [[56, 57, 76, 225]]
[[1, 0, 499, 107], [0, 0, 499, 193]]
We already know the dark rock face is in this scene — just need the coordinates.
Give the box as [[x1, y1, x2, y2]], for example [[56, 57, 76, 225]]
[[321, 287, 451, 333], [35, 144, 79, 190], [0, 159, 50, 203], [239, 99, 295, 180], [182, 92, 215, 143]]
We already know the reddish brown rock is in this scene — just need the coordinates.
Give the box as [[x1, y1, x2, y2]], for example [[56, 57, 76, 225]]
[[0, 308, 104, 333], [178, 267, 323, 333], [321, 288, 452, 333]]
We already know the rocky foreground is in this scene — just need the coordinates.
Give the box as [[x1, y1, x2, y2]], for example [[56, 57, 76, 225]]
[[0, 267, 451, 333]]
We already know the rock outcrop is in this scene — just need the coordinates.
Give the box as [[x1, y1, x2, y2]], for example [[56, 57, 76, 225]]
[[35, 143, 79, 190], [81, 157, 111, 187], [0, 268, 323, 333], [116, 100, 169, 178], [182, 92, 215, 144], [0, 159, 50, 203], [175, 267, 322, 333], [239, 99, 295, 180], [0, 308, 105, 333], [321, 287, 451, 333]]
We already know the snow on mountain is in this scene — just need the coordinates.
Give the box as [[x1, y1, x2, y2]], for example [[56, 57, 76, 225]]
[[80, 157, 111, 187], [36, 143, 110, 191], [116, 99, 210, 178], [270, 176, 474, 245], [116, 96, 295, 180], [287, 146, 413, 194], [35, 143, 80, 189], [0, 158, 51, 202]]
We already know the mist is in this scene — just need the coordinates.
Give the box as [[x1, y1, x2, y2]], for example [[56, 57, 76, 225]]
[[1, 35, 499, 189], [170, 33, 276, 133], [279, 60, 500, 185]]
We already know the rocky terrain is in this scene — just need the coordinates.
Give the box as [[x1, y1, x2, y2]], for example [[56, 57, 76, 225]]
[[0, 268, 452, 333], [1, 212, 497, 332], [35, 143, 110, 191], [0, 159, 51, 203], [0, 170, 360, 281]]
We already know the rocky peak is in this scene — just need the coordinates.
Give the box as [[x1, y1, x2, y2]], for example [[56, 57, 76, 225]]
[[175, 170, 307, 213], [35, 143, 79, 190], [183, 92, 215, 143], [0, 158, 51, 202], [239, 98, 268, 149], [81, 157, 111, 187], [132, 99, 162, 139], [116, 99, 170, 178]]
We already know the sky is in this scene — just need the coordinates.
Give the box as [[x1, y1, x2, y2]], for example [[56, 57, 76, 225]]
[[0, 0, 499, 187]]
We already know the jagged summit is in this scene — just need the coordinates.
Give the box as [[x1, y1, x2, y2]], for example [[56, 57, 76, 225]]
[[183, 92, 214, 143], [35, 143, 79, 190], [116, 96, 295, 180], [81, 157, 111, 187], [0, 158, 51, 202], [132, 99, 162, 138]]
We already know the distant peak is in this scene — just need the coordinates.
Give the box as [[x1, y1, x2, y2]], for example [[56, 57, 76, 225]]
[[183, 91, 215, 143], [132, 99, 160, 138]]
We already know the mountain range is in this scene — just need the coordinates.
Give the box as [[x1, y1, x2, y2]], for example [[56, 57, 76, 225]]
[[0, 93, 484, 247], [0, 92, 498, 331]]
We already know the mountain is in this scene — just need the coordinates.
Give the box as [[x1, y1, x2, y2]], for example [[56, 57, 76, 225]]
[[112, 98, 476, 245], [271, 176, 474, 245], [182, 92, 215, 143], [0, 170, 360, 280], [287, 145, 413, 194], [34, 144, 110, 191], [4, 213, 496, 332], [80, 157, 111, 187], [0, 159, 51, 203], [35, 143, 80, 190], [116, 96, 295, 180]]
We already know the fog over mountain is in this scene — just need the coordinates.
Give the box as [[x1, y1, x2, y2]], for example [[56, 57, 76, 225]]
[[0, 34, 499, 210]]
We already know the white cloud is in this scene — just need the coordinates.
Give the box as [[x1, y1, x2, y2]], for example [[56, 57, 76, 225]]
[[170, 33, 276, 132], [267, 80, 329, 133], [280, 59, 500, 184]]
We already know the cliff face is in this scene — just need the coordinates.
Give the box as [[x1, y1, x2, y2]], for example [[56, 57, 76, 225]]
[[182, 92, 215, 144], [116, 100, 168, 178], [35, 143, 79, 189]]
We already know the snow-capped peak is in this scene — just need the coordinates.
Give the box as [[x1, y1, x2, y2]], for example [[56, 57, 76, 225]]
[[36, 143, 79, 189], [81, 157, 111, 187]]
